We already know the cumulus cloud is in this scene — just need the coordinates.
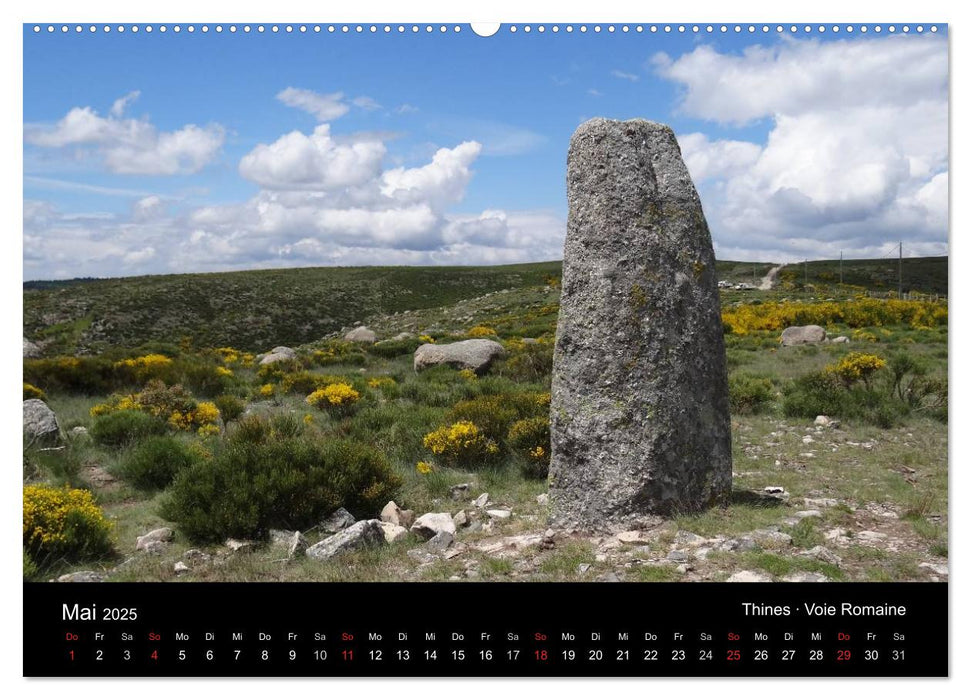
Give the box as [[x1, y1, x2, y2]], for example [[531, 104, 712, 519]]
[[656, 35, 948, 261], [25, 95, 225, 175]]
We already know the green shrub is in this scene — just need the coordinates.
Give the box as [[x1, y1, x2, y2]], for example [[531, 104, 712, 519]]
[[23, 383, 46, 400], [23, 356, 117, 394], [176, 360, 236, 397], [499, 343, 553, 382], [160, 420, 401, 542], [448, 391, 550, 441], [782, 371, 844, 419], [729, 374, 775, 414], [23, 549, 38, 581], [118, 436, 198, 491], [90, 410, 167, 447], [507, 416, 551, 479], [23, 485, 113, 566], [214, 394, 246, 422], [369, 337, 422, 358], [311, 341, 365, 367]]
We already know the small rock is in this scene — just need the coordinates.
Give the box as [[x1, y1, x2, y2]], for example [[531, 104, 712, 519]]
[[424, 531, 454, 553], [667, 550, 688, 562], [344, 326, 377, 343], [919, 562, 948, 576], [752, 530, 793, 546], [379, 522, 409, 543], [452, 510, 469, 528], [380, 501, 415, 529], [814, 415, 832, 426], [674, 531, 706, 547], [794, 510, 823, 520], [718, 537, 757, 553], [577, 563, 592, 574], [825, 528, 848, 541], [726, 570, 772, 583], [536, 493, 549, 506], [802, 435, 814, 444], [473, 493, 490, 508], [597, 572, 621, 583], [617, 530, 647, 543], [224, 538, 256, 553], [830, 336, 850, 344], [69, 426, 89, 438], [803, 498, 838, 509], [856, 530, 888, 543], [56, 571, 104, 583], [783, 572, 828, 582], [306, 519, 384, 561], [23, 399, 60, 443], [136, 528, 173, 551], [320, 507, 356, 533], [486, 509, 511, 520], [258, 346, 297, 365], [802, 546, 842, 566], [183, 549, 210, 563], [174, 561, 190, 575], [270, 530, 308, 558], [448, 483, 470, 501], [411, 512, 457, 539], [781, 325, 826, 346]]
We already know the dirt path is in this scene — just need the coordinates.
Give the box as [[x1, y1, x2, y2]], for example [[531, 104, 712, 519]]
[[759, 264, 785, 291]]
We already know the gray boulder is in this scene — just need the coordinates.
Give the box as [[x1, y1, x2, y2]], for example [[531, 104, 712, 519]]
[[413, 339, 505, 374], [136, 527, 174, 551], [306, 519, 384, 561], [320, 507, 356, 533], [23, 337, 42, 359], [549, 118, 732, 531], [780, 325, 826, 346], [410, 512, 456, 539], [23, 399, 59, 443], [259, 346, 297, 365], [344, 326, 377, 343], [380, 501, 415, 529]]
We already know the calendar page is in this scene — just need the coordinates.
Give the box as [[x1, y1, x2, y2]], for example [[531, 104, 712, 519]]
[[21, 16, 949, 678]]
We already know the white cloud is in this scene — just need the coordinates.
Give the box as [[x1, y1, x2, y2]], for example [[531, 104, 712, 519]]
[[610, 70, 639, 82], [352, 96, 381, 111], [381, 142, 481, 208], [110, 90, 141, 117], [25, 96, 225, 175], [239, 124, 386, 191], [656, 36, 948, 261], [395, 104, 419, 114], [276, 87, 350, 122]]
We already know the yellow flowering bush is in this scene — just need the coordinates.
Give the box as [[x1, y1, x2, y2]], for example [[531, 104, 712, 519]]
[[307, 383, 361, 414], [467, 325, 498, 338], [215, 366, 234, 378], [722, 298, 948, 336], [827, 353, 886, 388], [507, 416, 551, 478], [458, 369, 478, 382], [167, 401, 221, 433], [368, 377, 397, 390], [90, 393, 142, 417], [23, 383, 46, 400], [113, 354, 174, 383], [418, 334, 435, 344], [416, 461, 434, 475], [422, 420, 499, 467], [259, 383, 276, 398], [23, 485, 112, 563]]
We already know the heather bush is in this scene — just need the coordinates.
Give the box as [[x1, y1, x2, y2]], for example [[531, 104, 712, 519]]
[[117, 436, 198, 491], [90, 410, 167, 447]]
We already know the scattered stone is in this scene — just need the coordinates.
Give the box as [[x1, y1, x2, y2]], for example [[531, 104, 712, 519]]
[[320, 507, 357, 533], [448, 483, 470, 501], [424, 531, 454, 553], [56, 571, 104, 583], [803, 498, 838, 509], [919, 562, 948, 576], [24, 337, 42, 358], [411, 512, 457, 539], [472, 534, 544, 557], [486, 509, 511, 520], [174, 561, 190, 575], [452, 510, 469, 528], [577, 563, 592, 574], [379, 522, 409, 544], [794, 510, 823, 520], [802, 435, 814, 444], [814, 415, 833, 426], [380, 501, 415, 529], [830, 336, 850, 344], [258, 346, 297, 365], [802, 546, 842, 566], [136, 528, 174, 551], [617, 530, 648, 544], [597, 572, 622, 583], [536, 493, 549, 506], [781, 325, 826, 346], [473, 493, 490, 508], [413, 339, 505, 374], [726, 570, 772, 583], [825, 528, 849, 542], [718, 537, 758, 553], [856, 531, 888, 544], [667, 550, 689, 562], [391, 332, 415, 342], [23, 399, 59, 443], [270, 529, 308, 558], [752, 530, 793, 546], [224, 538, 256, 553], [69, 426, 89, 438], [344, 326, 377, 343], [674, 531, 706, 547], [783, 572, 828, 582], [183, 549, 210, 563], [306, 519, 385, 561], [763, 486, 790, 500]]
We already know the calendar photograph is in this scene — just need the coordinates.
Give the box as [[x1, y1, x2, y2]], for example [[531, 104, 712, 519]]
[[23, 22, 948, 593]]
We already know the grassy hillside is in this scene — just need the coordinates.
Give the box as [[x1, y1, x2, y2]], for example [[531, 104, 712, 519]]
[[23, 256, 947, 355]]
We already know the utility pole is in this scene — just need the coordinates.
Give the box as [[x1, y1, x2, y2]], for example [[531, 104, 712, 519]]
[[898, 242, 903, 298]]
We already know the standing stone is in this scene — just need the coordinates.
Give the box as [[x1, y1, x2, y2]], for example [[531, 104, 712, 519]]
[[23, 399, 59, 443], [549, 118, 732, 531]]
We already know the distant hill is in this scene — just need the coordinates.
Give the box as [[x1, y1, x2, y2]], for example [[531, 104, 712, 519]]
[[23, 256, 947, 355]]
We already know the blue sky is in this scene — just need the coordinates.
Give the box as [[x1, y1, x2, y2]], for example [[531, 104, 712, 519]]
[[23, 24, 949, 278]]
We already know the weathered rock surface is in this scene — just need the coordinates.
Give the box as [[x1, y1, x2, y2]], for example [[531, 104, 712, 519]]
[[56, 571, 105, 583], [345, 326, 377, 343], [413, 339, 505, 374], [306, 519, 384, 560], [379, 522, 409, 543], [549, 118, 732, 530], [259, 346, 297, 365], [270, 529, 308, 558], [24, 399, 60, 442], [781, 325, 826, 346], [380, 501, 415, 529], [136, 528, 173, 551], [320, 507, 357, 533], [411, 512, 456, 539], [726, 570, 772, 583], [24, 337, 42, 358]]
